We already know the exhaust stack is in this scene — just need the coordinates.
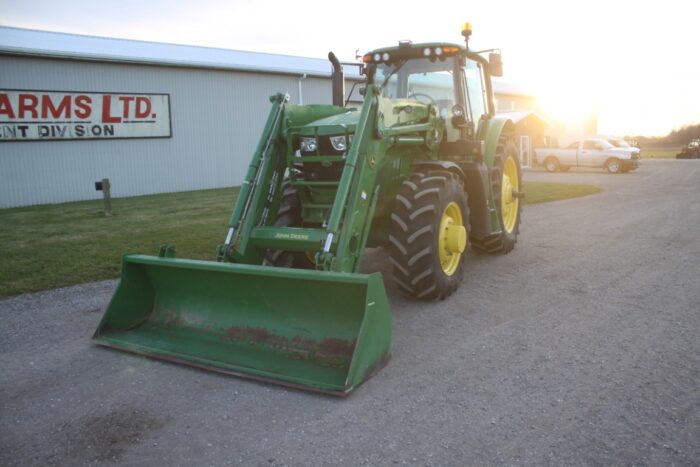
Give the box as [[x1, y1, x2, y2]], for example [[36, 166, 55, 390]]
[[328, 52, 345, 107]]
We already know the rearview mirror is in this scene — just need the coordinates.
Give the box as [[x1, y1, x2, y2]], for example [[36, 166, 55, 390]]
[[489, 52, 503, 77]]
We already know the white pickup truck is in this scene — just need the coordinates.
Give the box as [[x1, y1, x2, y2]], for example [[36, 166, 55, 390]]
[[535, 138, 640, 173]]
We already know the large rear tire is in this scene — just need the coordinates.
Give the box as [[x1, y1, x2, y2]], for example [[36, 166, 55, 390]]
[[264, 179, 315, 269], [389, 170, 469, 300], [471, 139, 522, 254]]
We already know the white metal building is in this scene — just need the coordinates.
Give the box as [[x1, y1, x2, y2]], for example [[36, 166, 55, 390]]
[[0, 26, 534, 208]]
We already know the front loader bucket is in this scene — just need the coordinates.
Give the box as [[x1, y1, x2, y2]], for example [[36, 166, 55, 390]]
[[93, 255, 392, 396]]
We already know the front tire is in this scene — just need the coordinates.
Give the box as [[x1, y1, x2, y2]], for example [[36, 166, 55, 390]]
[[605, 158, 622, 174], [389, 170, 469, 300]]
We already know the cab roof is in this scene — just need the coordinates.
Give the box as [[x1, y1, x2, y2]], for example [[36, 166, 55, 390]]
[[363, 42, 466, 64], [367, 42, 466, 55]]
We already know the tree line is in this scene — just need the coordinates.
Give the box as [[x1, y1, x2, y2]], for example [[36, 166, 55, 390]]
[[634, 123, 700, 147]]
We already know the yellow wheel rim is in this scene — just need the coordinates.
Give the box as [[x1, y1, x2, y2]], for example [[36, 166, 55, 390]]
[[501, 155, 520, 233], [438, 202, 467, 276]]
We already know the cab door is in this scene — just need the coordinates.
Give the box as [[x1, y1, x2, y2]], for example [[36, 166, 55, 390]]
[[580, 140, 607, 167], [462, 58, 489, 136], [563, 141, 579, 167], [578, 140, 596, 167]]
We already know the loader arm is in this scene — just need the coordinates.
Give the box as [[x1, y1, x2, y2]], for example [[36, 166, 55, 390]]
[[94, 90, 393, 396], [218, 93, 289, 264], [220, 85, 392, 275], [319, 85, 381, 272]]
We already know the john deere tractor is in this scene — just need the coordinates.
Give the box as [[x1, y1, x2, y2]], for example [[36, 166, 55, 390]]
[[676, 139, 700, 159], [93, 24, 523, 395]]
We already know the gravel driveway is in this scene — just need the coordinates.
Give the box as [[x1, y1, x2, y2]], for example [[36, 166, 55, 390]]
[[2, 159, 699, 466]]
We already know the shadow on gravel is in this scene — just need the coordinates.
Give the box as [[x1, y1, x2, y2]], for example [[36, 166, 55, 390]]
[[30, 407, 167, 466]]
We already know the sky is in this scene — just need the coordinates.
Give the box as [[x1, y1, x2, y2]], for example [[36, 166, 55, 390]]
[[1, 0, 697, 137]]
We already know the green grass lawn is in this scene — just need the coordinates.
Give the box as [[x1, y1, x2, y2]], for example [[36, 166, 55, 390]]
[[640, 147, 681, 159], [524, 181, 602, 204], [0, 187, 239, 298], [0, 181, 600, 298]]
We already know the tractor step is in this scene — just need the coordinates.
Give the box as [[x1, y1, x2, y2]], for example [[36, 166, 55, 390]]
[[290, 180, 340, 187], [292, 155, 346, 163]]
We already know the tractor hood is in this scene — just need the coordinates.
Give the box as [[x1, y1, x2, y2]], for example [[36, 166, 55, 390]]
[[298, 109, 360, 137], [298, 99, 434, 138]]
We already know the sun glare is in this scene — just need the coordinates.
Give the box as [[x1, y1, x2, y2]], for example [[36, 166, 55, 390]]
[[532, 75, 599, 136]]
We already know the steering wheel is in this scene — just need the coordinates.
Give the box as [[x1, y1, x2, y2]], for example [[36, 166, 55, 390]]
[[407, 93, 435, 104]]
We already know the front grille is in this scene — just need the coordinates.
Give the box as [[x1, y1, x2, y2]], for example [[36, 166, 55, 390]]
[[299, 137, 346, 181]]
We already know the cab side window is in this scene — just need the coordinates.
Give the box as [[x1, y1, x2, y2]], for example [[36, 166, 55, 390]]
[[583, 141, 597, 150], [567, 142, 579, 149]]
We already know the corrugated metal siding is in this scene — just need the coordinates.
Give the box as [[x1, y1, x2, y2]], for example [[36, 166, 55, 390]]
[[0, 55, 335, 208]]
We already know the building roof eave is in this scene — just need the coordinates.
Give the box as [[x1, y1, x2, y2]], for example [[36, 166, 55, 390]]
[[0, 26, 531, 94]]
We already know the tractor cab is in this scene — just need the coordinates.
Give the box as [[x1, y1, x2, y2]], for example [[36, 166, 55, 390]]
[[361, 24, 503, 158], [364, 43, 485, 143]]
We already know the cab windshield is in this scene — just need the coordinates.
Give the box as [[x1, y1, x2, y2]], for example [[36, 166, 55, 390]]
[[371, 57, 458, 117]]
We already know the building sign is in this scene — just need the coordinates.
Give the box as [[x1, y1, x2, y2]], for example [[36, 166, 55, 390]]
[[0, 90, 171, 142]]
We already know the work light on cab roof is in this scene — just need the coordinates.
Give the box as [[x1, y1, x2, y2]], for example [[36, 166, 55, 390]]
[[462, 22, 472, 38], [363, 43, 462, 65]]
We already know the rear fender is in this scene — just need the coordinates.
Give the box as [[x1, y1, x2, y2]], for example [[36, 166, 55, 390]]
[[480, 116, 516, 168]]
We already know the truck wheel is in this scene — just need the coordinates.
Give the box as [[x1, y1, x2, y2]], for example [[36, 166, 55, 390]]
[[472, 139, 522, 254], [605, 158, 621, 174], [544, 157, 560, 172], [389, 170, 469, 300], [264, 179, 315, 269]]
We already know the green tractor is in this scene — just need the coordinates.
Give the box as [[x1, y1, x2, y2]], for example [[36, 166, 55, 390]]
[[676, 139, 700, 159], [93, 24, 523, 395]]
